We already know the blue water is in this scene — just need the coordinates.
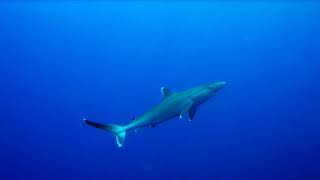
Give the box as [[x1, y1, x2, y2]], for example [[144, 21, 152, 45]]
[[1, 2, 319, 180]]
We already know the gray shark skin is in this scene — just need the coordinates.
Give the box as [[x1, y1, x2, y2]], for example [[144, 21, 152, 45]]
[[84, 81, 226, 147]]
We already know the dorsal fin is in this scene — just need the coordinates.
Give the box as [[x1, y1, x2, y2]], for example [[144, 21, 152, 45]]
[[161, 87, 172, 98]]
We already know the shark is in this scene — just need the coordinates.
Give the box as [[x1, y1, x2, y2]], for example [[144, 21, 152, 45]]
[[84, 81, 226, 147]]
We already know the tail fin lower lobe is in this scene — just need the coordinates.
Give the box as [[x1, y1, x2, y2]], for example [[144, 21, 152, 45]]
[[84, 119, 126, 147]]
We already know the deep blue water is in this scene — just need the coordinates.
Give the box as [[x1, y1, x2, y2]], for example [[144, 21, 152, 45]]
[[1, 2, 320, 180]]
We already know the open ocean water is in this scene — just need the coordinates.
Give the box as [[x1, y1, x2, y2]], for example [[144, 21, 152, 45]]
[[0, 2, 320, 180]]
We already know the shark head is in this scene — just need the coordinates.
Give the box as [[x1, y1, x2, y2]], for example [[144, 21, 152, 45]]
[[189, 81, 226, 104], [208, 81, 226, 93]]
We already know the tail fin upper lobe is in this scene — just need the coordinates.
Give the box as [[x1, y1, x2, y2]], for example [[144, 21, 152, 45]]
[[84, 119, 126, 147]]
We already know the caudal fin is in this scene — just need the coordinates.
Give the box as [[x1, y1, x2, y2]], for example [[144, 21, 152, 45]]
[[83, 118, 126, 147]]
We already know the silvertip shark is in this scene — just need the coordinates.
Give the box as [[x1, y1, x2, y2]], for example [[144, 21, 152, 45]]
[[84, 81, 226, 147]]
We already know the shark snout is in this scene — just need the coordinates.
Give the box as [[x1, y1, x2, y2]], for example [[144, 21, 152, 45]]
[[209, 81, 226, 92], [219, 81, 226, 87], [215, 81, 226, 90]]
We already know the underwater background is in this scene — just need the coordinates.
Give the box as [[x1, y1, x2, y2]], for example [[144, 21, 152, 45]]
[[1, 2, 320, 180]]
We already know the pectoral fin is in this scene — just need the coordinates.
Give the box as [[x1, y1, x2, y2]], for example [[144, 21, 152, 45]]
[[149, 123, 157, 128], [188, 105, 197, 121], [134, 128, 140, 134], [180, 99, 194, 118]]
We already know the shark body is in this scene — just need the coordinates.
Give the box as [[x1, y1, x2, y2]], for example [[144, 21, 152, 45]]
[[84, 82, 226, 147]]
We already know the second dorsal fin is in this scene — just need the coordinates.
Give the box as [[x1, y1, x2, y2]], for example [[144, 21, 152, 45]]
[[161, 87, 172, 98]]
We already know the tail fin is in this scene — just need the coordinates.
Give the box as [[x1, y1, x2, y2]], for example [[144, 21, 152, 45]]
[[84, 118, 126, 147]]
